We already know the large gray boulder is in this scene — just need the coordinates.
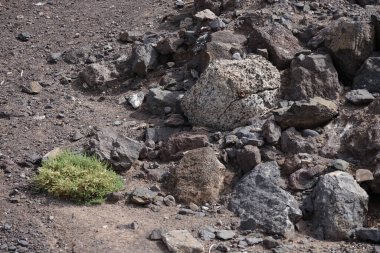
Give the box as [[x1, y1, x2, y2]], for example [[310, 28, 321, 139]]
[[229, 162, 302, 238], [324, 18, 375, 85], [248, 23, 305, 69], [353, 56, 380, 93], [286, 54, 341, 100], [274, 97, 339, 129], [310, 171, 368, 240], [182, 55, 281, 130], [87, 128, 144, 171]]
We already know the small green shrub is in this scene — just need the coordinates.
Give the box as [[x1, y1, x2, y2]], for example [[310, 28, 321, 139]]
[[33, 151, 123, 204]]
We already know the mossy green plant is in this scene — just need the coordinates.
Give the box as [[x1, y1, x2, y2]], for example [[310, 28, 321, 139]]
[[33, 151, 123, 204]]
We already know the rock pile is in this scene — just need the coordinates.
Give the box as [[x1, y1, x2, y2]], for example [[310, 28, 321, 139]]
[[65, 0, 380, 251]]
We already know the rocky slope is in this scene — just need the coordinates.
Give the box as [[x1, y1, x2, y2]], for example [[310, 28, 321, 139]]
[[1, 0, 380, 252]]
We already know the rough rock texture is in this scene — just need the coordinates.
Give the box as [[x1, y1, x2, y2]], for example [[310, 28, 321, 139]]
[[145, 126, 190, 142], [229, 162, 302, 238], [194, 0, 222, 15], [289, 165, 326, 190], [182, 55, 281, 130], [87, 128, 144, 171], [236, 145, 261, 174], [79, 62, 116, 89], [162, 230, 205, 253], [262, 119, 281, 144], [345, 89, 375, 105], [172, 147, 225, 205], [286, 54, 341, 100], [325, 18, 375, 84], [206, 30, 247, 61], [353, 56, 380, 93], [131, 43, 158, 77], [310, 171, 369, 240], [248, 23, 305, 69], [146, 87, 183, 115], [341, 117, 380, 165], [280, 127, 318, 154], [160, 132, 209, 161], [274, 97, 339, 129]]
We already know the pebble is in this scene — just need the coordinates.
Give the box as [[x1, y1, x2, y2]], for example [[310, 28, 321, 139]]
[[22, 81, 42, 94], [163, 195, 176, 206], [17, 240, 28, 247], [113, 120, 122, 126], [331, 159, 350, 171], [232, 52, 242, 60], [198, 229, 216, 241], [216, 230, 236, 240], [128, 92, 145, 109], [150, 229, 164, 240], [263, 236, 281, 249], [175, 0, 185, 8], [302, 129, 320, 137], [17, 32, 31, 41], [355, 169, 374, 183], [245, 237, 263, 245], [47, 52, 62, 63]]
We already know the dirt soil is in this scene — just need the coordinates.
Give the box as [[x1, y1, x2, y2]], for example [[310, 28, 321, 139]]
[[0, 0, 377, 252]]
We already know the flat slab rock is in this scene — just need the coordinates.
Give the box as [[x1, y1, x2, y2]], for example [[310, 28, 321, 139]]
[[274, 97, 339, 129], [162, 230, 205, 253]]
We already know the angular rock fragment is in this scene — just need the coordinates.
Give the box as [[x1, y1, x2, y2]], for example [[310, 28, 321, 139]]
[[87, 128, 144, 171], [229, 162, 302, 238], [286, 54, 341, 100], [310, 171, 368, 240], [248, 23, 305, 69], [353, 56, 380, 93], [160, 132, 209, 161], [325, 18, 375, 84], [274, 97, 339, 129]]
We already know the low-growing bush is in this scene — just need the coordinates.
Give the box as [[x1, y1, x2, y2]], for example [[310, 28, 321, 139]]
[[33, 151, 123, 204]]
